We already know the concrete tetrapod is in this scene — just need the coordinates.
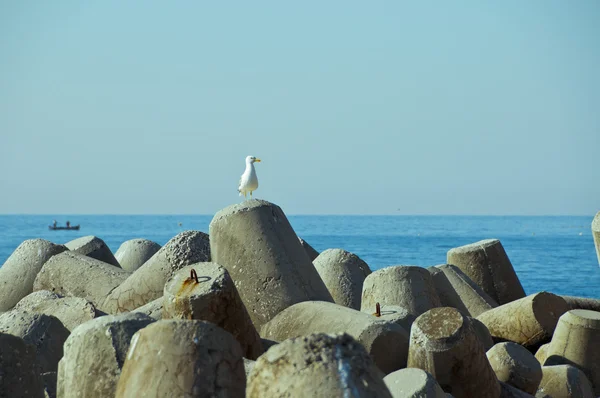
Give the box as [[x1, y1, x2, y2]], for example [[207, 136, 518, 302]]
[[534, 343, 550, 365], [544, 309, 600, 394], [361, 265, 441, 317], [383, 368, 446, 398], [102, 231, 211, 313], [247, 333, 392, 398], [313, 248, 372, 310], [299, 237, 320, 261], [114, 238, 161, 272], [499, 382, 536, 398], [131, 296, 164, 320], [476, 292, 570, 349], [486, 342, 543, 394], [0, 239, 67, 311], [362, 304, 417, 333], [407, 307, 501, 398], [593, 211, 600, 266], [536, 365, 594, 398], [57, 312, 154, 398], [209, 200, 333, 329], [447, 239, 525, 305], [115, 320, 246, 398], [65, 235, 121, 267], [0, 332, 45, 398], [33, 251, 130, 313], [561, 295, 600, 312], [163, 263, 263, 359]]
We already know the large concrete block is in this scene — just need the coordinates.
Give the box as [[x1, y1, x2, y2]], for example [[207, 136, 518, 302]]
[[0, 310, 70, 373], [57, 312, 154, 398], [472, 317, 495, 352], [593, 211, 600, 267], [499, 381, 536, 398], [0, 332, 45, 398], [260, 300, 409, 374], [115, 320, 245, 398], [447, 239, 525, 305], [299, 237, 320, 261], [313, 248, 372, 310], [361, 265, 441, 317], [487, 342, 542, 395], [476, 292, 570, 349], [247, 333, 392, 398], [536, 365, 594, 398], [534, 343, 550, 365], [0, 239, 67, 311], [429, 264, 498, 317], [65, 235, 121, 267], [15, 290, 100, 331], [209, 200, 333, 329], [163, 263, 263, 359], [544, 310, 600, 394], [114, 238, 161, 272], [561, 295, 600, 312], [33, 251, 130, 313], [131, 296, 163, 320], [407, 307, 500, 398], [383, 368, 446, 398], [102, 231, 211, 313], [362, 304, 417, 333]]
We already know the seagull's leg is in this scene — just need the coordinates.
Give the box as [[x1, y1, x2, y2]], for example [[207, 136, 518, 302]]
[[250, 190, 253, 199]]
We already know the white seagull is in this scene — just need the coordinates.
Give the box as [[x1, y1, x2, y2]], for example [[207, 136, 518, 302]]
[[238, 155, 261, 199]]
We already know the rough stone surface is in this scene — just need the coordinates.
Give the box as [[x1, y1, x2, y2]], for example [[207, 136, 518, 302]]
[[534, 343, 550, 365], [0, 310, 70, 373], [131, 296, 163, 320], [260, 300, 409, 374], [33, 251, 130, 313], [247, 333, 392, 398], [244, 358, 256, 378], [0, 332, 45, 398], [361, 265, 441, 317], [57, 312, 154, 398], [544, 309, 600, 394], [65, 235, 121, 267], [299, 237, 320, 261], [407, 307, 500, 398], [383, 368, 446, 398], [114, 238, 161, 272], [102, 231, 211, 313], [0, 239, 68, 311], [429, 264, 498, 317], [561, 295, 600, 312], [15, 290, 100, 331], [209, 200, 333, 329], [487, 342, 543, 394], [447, 239, 525, 305], [313, 248, 372, 310], [364, 304, 417, 333], [476, 292, 570, 349], [593, 211, 600, 267], [163, 263, 263, 359], [115, 320, 245, 398], [536, 365, 594, 398]]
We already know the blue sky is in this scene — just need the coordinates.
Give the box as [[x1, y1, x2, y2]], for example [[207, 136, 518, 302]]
[[1, 1, 598, 215]]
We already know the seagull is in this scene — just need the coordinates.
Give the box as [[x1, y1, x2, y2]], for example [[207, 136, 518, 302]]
[[238, 155, 261, 199]]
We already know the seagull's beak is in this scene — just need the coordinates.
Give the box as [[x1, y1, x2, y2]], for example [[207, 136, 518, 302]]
[[254, 158, 261, 162]]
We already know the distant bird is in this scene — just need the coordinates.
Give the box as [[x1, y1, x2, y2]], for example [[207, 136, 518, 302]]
[[238, 155, 261, 199]]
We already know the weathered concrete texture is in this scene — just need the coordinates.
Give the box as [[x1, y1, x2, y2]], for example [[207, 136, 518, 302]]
[[536, 365, 594, 398], [247, 333, 392, 398], [102, 231, 211, 314], [115, 320, 245, 398], [42, 372, 57, 398], [472, 317, 495, 352], [361, 265, 441, 317], [429, 264, 498, 317], [364, 304, 417, 333], [163, 263, 263, 360], [260, 300, 409, 374], [33, 251, 130, 313], [487, 342, 542, 395], [57, 312, 154, 398], [65, 235, 121, 267], [114, 238, 161, 272], [561, 295, 600, 312], [544, 310, 600, 394], [383, 368, 446, 398], [534, 343, 550, 365], [476, 292, 570, 349], [500, 381, 536, 398], [407, 307, 500, 398], [447, 239, 525, 305], [313, 248, 372, 310], [592, 211, 600, 267], [0, 332, 45, 398], [299, 237, 320, 261], [209, 200, 333, 329], [244, 358, 256, 378], [15, 290, 99, 331], [131, 296, 163, 320], [0, 239, 68, 311], [0, 310, 70, 373]]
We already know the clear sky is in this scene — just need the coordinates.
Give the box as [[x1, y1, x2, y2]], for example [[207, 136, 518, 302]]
[[1, 1, 598, 215]]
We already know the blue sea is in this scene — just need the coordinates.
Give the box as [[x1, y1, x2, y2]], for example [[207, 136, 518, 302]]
[[0, 215, 598, 299]]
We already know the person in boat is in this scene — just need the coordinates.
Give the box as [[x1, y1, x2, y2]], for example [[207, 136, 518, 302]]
[[66, 221, 70, 228], [53, 220, 57, 228]]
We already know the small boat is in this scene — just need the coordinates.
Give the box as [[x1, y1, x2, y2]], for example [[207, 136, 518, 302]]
[[49, 225, 80, 231]]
